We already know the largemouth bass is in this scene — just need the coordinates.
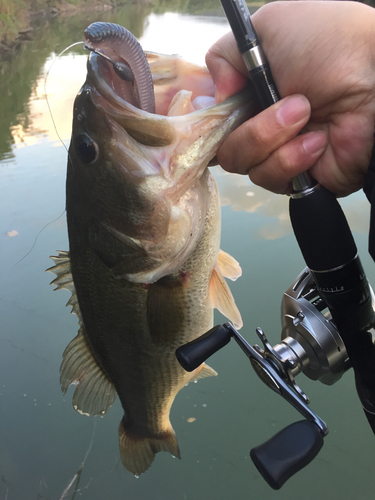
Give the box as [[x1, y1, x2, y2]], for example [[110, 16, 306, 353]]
[[48, 22, 257, 475]]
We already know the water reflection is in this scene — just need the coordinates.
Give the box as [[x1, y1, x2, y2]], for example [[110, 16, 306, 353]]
[[141, 12, 229, 64], [24, 53, 87, 148], [0, 1, 156, 160], [0, 0, 258, 161], [214, 167, 370, 239], [1, 3, 375, 500]]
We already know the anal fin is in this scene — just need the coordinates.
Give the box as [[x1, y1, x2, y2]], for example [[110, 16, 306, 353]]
[[60, 328, 117, 416], [191, 362, 218, 381]]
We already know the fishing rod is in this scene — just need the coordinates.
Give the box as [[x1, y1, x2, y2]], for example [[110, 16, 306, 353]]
[[176, 0, 375, 490]]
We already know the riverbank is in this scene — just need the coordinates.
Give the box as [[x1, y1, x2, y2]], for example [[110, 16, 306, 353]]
[[0, 0, 131, 57]]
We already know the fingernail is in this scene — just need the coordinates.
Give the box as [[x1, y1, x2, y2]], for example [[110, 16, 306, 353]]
[[276, 95, 310, 127], [302, 132, 327, 155]]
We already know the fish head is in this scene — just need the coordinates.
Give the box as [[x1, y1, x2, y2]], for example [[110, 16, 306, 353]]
[[67, 49, 178, 261], [67, 23, 257, 283]]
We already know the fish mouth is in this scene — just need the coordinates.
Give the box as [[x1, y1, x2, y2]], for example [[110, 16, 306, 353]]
[[83, 22, 256, 148], [83, 22, 170, 150], [86, 51, 181, 148], [85, 48, 255, 153], [86, 51, 150, 116], [83, 21, 255, 150], [84, 22, 156, 113]]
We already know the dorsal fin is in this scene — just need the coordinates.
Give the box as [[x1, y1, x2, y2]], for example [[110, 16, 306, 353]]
[[47, 251, 81, 320]]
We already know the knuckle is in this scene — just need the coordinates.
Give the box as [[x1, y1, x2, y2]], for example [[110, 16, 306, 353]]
[[248, 122, 272, 150], [275, 143, 300, 177], [244, 111, 285, 157], [217, 145, 238, 173], [277, 149, 295, 175]]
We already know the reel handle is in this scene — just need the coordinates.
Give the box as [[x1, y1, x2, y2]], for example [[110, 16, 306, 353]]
[[250, 420, 324, 490]]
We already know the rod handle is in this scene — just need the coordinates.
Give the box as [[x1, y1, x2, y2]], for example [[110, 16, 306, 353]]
[[289, 186, 357, 271]]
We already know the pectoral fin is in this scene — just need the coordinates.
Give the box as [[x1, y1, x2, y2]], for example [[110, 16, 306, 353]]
[[209, 264, 243, 329]]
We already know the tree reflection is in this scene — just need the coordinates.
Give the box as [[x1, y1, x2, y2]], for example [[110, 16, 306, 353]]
[[0, 1, 153, 160]]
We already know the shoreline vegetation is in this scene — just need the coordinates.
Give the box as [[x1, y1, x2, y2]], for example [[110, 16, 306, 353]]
[[0, 0, 268, 58], [1, 0, 374, 58], [0, 0, 137, 57]]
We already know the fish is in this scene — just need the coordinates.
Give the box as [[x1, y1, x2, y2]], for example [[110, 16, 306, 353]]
[[48, 22, 257, 475]]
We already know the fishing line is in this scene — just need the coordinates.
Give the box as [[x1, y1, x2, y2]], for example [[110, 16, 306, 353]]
[[58, 419, 96, 500], [44, 40, 85, 155], [14, 211, 66, 265], [16, 41, 85, 265]]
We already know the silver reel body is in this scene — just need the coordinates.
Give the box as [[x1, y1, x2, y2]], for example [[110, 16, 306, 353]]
[[279, 267, 349, 386]]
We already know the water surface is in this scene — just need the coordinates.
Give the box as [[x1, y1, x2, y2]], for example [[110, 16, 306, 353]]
[[1, 2, 375, 499]]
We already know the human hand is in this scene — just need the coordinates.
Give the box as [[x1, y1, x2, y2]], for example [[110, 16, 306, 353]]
[[206, 1, 375, 196]]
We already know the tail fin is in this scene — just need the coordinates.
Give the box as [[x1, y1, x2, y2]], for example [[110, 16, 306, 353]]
[[118, 420, 181, 475]]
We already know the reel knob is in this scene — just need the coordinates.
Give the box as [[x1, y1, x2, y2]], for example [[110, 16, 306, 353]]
[[176, 325, 231, 372], [250, 420, 324, 490]]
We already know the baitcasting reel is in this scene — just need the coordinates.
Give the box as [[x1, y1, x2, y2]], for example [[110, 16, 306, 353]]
[[176, 267, 357, 489], [207, 0, 375, 489]]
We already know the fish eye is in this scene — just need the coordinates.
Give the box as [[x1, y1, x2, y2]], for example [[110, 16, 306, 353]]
[[74, 134, 99, 164]]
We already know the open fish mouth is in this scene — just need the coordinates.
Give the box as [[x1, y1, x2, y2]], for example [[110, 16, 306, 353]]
[[84, 22, 156, 113], [83, 21, 217, 117], [82, 22, 255, 149], [84, 48, 178, 148]]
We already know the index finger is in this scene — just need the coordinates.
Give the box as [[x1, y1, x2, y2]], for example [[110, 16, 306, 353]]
[[205, 32, 249, 103]]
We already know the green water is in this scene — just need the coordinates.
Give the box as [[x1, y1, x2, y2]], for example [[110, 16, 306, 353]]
[[1, 2, 375, 499]]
